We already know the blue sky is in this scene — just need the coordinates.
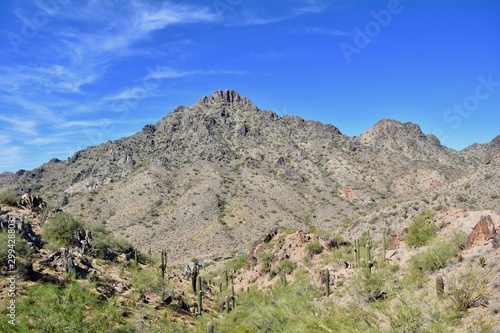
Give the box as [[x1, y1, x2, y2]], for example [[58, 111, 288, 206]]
[[0, 0, 499, 172]]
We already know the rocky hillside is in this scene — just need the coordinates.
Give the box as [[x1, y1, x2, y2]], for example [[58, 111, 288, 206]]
[[0, 90, 499, 264]]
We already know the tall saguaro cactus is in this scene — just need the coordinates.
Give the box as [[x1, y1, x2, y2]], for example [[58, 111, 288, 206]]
[[366, 241, 371, 265], [197, 275, 203, 293], [192, 263, 199, 294], [354, 239, 360, 268], [325, 269, 330, 297], [160, 249, 167, 284], [198, 291, 203, 314], [381, 233, 386, 262]]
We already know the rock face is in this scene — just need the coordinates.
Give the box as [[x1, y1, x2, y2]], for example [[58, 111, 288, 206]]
[[19, 193, 46, 212], [465, 215, 497, 249], [0, 89, 499, 264], [197, 89, 256, 109]]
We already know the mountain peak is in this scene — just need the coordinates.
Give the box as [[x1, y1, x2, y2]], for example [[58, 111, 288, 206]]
[[196, 89, 256, 109]]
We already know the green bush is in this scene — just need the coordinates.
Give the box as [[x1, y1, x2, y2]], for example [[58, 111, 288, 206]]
[[404, 210, 436, 247], [91, 227, 132, 260], [4, 282, 134, 333], [306, 241, 323, 255], [350, 262, 397, 302], [270, 258, 296, 277], [194, 268, 372, 333], [448, 266, 491, 313], [0, 189, 18, 205], [43, 212, 84, 246], [0, 231, 33, 274], [258, 251, 273, 273], [410, 231, 467, 273]]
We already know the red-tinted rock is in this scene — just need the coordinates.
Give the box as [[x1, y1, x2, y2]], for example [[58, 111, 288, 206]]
[[465, 215, 497, 249]]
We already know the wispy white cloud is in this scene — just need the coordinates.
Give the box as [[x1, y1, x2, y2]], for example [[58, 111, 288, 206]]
[[294, 0, 329, 14], [0, 134, 23, 171], [297, 27, 349, 36], [56, 1, 219, 63], [144, 67, 247, 80], [25, 137, 63, 146], [228, 0, 329, 26], [0, 115, 38, 136], [54, 119, 113, 129]]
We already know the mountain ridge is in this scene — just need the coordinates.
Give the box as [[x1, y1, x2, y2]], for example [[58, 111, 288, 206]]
[[1, 89, 499, 264]]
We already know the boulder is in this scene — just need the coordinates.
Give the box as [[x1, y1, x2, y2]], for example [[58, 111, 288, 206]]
[[465, 215, 497, 249], [18, 193, 46, 212]]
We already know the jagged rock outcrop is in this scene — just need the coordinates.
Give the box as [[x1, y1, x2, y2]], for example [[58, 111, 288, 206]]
[[465, 215, 497, 249], [197, 89, 257, 109], [0, 215, 43, 248], [18, 193, 46, 212]]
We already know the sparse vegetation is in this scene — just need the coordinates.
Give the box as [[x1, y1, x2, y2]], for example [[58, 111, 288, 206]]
[[0, 189, 18, 205], [448, 266, 491, 313], [270, 258, 296, 278], [306, 240, 323, 256], [409, 231, 467, 274], [43, 212, 84, 246], [404, 210, 436, 247]]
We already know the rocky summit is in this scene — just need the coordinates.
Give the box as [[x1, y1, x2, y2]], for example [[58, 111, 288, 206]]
[[1, 89, 499, 264], [1, 89, 500, 332]]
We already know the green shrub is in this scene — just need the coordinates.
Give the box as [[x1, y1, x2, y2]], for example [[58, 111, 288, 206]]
[[225, 254, 248, 272], [306, 241, 323, 255], [270, 258, 296, 277], [194, 268, 372, 333], [90, 226, 132, 260], [0, 231, 33, 266], [350, 262, 397, 302], [404, 210, 436, 247], [0, 189, 18, 205], [448, 266, 491, 313], [0, 231, 33, 275], [7, 282, 136, 333], [43, 212, 84, 246], [258, 251, 273, 273], [409, 231, 467, 273]]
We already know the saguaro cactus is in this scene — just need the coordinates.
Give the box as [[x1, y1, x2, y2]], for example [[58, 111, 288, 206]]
[[354, 239, 360, 268], [325, 269, 330, 297], [207, 321, 214, 333], [160, 249, 167, 283], [197, 275, 203, 293], [436, 275, 445, 296], [231, 284, 236, 310], [198, 291, 203, 314], [366, 240, 371, 264], [280, 272, 287, 286], [381, 233, 386, 262], [192, 263, 199, 294]]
